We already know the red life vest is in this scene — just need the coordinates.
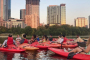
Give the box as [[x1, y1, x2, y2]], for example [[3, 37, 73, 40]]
[[63, 37, 67, 42], [23, 39, 28, 43], [7, 37, 13, 46]]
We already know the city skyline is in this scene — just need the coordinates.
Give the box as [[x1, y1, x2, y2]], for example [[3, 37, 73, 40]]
[[11, 0, 90, 26]]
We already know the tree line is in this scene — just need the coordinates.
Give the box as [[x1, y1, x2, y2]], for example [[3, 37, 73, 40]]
[[0, 24, 90, 36]]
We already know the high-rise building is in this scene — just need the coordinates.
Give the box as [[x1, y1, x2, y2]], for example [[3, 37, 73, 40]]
[[0, 0, 11, 21], [20, 9, 26, 20], [25, 0, 40, 28], [60, 4, 66, 25], [47, 5, 60, 24], [47, 4, 66, 26], [75, 17, 88, 28], [89, 16, 90, 28]]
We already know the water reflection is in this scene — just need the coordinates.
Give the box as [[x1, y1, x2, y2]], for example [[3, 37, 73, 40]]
[[0, 50, 78, 60], [25, 51, 37, 60]]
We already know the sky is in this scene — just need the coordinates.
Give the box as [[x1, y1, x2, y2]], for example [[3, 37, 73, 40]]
[[11, 0, 90, 25]]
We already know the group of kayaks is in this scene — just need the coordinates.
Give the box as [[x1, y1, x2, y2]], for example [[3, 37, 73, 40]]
[[0, 41, 78, 53], [30, 41, 90, 60], [31, 42, 78, 49], [0, 39, 88, 60]]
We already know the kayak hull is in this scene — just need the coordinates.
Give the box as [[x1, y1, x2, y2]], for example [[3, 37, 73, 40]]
[[49, 44, 61, 48], [36, 45, 48, 49], [48, 48, 90, 60], [0, 48, 25, 53], [62, 44, 78, 48]]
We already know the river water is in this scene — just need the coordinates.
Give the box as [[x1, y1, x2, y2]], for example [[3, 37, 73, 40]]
[[0, 37, 85, 60]]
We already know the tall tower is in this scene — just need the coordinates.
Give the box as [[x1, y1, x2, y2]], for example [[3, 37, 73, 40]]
[[25, 0, 40, 28], [0, 0, 11, 21], [20, 9, 26, 21], [47, 5, 60, 25], [60, 4, 66, 25], [26, 0, 40, 15]]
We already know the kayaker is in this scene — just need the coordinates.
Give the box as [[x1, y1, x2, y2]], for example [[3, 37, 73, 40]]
[[16, 35, 21, 42], [20, 34, 28, 44], [42, 35, 44, 40], [43, 35, 48, 43], [2, 34, 16, 47], [62, 35, 67, 43], [30, 35, 37, 43], [36, 35, 40, 41], [49, 35, 53, 41], [16, 35, 21, 46], [56, 35, 61, 43], [69, 37, 90, 54], [74, 35, 84, 42]]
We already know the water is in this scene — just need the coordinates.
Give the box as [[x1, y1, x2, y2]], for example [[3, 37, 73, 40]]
[[0, 50, 77, 60], [0, 38, 79, 60]]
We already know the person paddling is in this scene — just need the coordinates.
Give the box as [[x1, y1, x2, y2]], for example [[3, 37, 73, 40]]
[[74, 35, 84, 42], [69, 37, 90, 54], [2, 34, 16, 48], [20, 34, 28, 44]]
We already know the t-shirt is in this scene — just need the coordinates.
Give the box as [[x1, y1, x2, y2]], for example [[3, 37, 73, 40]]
[[49, 37, 53, 41], [56, 38, 61, 43], [16, 37, 21, 41], [3, 39, 15, 46], [60, 38, 64, 44], [37, 38, 40, 41]]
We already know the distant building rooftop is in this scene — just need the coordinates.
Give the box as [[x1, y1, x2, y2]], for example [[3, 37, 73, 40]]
[[8, 18, 24, 21], [60, 4, 66, 6], [77, 17, 85, 18], [49, 5, 58, 7]]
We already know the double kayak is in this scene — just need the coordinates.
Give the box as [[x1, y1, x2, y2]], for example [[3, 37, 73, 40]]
[[49, 43, 77, 48], [30, 41, 77, 49], [48, 48, 90, 60], [0, 45, 25, 52]]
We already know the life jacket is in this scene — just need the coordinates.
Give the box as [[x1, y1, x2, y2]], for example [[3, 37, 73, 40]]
[[23, 39, 28, 43], [7, 37, 14, 46], [63, 37, 67, 42]]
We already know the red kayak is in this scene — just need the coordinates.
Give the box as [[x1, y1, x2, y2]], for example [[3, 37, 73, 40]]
[[62, 44, 78, 48], [36, 45, 48, 49], [68, 39, 74, 41], [0, 45, 25, 52], [49, 43, 61, 48], [48, 48, 90, 60], [0, 48, 25, 53], [31, 42, 39, 47]]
